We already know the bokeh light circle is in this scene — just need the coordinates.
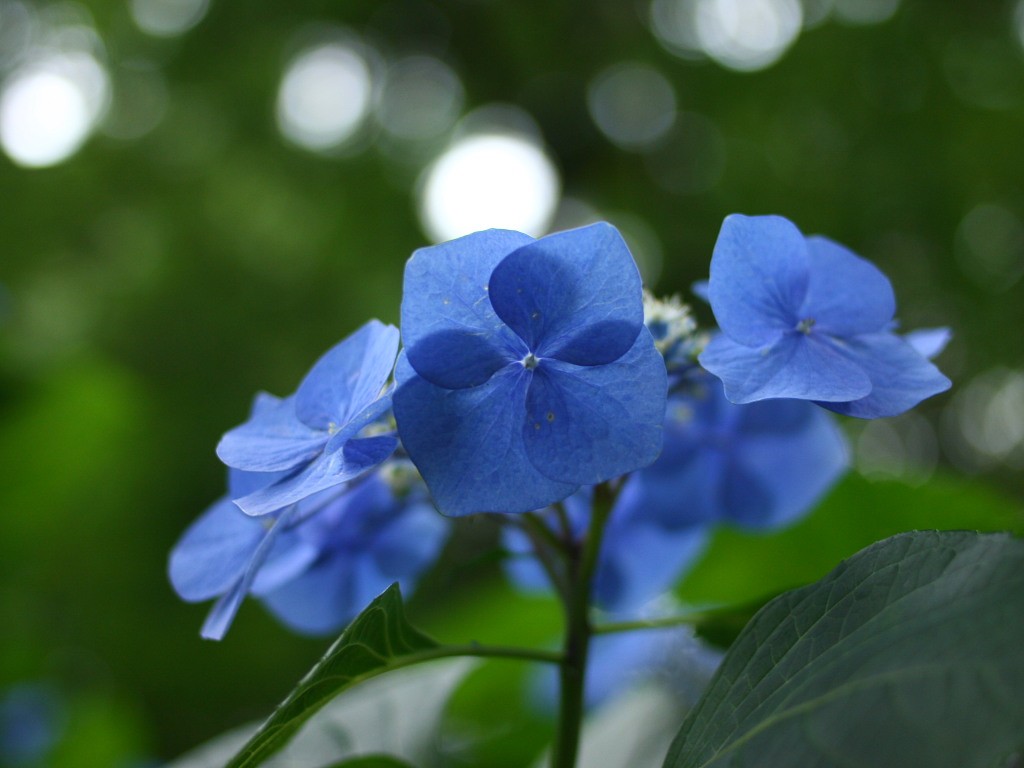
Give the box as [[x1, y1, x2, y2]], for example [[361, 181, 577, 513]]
[[587, 62, 677, 150], [0, 51, 109, 168], [276, 42, 373, 153], [130, 0, 209, 38], [694, 0, 803, 72], [418, 132, 560, 243], [376, 56, 463, 142]]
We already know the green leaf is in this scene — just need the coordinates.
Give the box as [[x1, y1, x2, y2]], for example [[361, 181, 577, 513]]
[[226, 584, 440, 768], [665, 531, 1024, 768], [690, 599, 773, 650]]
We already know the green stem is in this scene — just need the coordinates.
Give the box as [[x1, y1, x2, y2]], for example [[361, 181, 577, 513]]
[[550, 489, 612, 768], [518, 513, 571, 601], [401, 643, 563, 666]]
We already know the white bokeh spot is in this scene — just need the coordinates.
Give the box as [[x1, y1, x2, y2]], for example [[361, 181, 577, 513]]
[[419, 132, 560, 243], [1, 50, 109, 168], [276, 42, 373, 153]]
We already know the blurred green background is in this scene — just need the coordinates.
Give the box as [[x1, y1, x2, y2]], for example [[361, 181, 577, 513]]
[[1, 0, 1024, 764]]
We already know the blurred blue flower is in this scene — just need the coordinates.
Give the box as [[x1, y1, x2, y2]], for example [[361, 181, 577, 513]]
[[217, 320, 400, 516], [522, 610, 722, 711], [581, 620, 722, 710], [698, 214, 951, 418], [260, 464, 449, 635], [626, 372, 848, 534], [170, 459, 448, 639], [0, 682, 64, 766], [394, 223, 667, 516]]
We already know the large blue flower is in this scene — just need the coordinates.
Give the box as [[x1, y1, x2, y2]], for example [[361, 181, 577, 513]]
[[216, 320, 400, 516], [393, 223, 668, 516], [698, 214, 951, 418]]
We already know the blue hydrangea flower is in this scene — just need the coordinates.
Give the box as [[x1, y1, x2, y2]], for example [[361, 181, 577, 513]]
[[698, 214, 951, 418], [169, 457, 448, 639], [259, 465, 449, 635], [216, 320, 400, 516], [393, 223, 668, 516], [623, 372, 848, 535]]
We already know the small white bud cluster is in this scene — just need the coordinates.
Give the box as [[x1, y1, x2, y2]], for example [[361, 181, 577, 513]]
[[642, 290, 703, 365]]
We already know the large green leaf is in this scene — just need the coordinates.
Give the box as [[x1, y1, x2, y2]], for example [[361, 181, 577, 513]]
[[226, 584, 441, 768], [665, 531, 1024, 768]]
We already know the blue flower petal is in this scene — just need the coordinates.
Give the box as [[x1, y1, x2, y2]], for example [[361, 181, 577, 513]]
[[168, 497, 262, 602], [393, 355, 577, 515], [261, 553, 402, 636], [488, 223, 643, 365], [700, 332, 872, 404], [903, 326, 952, 360], [370, 501, 449, 577], [628, 378, 847, 532], [234, 436, 397, 516], [799, 236, 895, 336], [730, 402, 848, 528], [632, 444, 723, 530], [325, 396, 395, 452], [341, 434, 400, 468], [261, 479, 447, 635], [402, 229, 531, 389], [596, 484, 707, 612], [258, 557, 363, 635], [294, 320, 400, 429], [199, 508, 296, 640], [216, 394, 326, 473], [818, 332, 952, 418], [708, 214, 809, 346], [729, 394, 812, 435], [523, 329, 667, 485], [227, 466, 286, 499]]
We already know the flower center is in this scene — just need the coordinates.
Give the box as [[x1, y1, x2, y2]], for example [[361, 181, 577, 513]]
[[522, 353, 540, 370], [796, 317, 816, 335]]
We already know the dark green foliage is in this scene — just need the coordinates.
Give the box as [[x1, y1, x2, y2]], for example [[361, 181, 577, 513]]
[[665, 531, 1024, 768]]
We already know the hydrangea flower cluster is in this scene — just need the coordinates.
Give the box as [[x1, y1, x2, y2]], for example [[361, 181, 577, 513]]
[[170, 214, 950, 659], [699, 214, 950, 417]]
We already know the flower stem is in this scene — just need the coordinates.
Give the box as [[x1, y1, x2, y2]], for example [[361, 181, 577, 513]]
[[550, 490, 612, 768]]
